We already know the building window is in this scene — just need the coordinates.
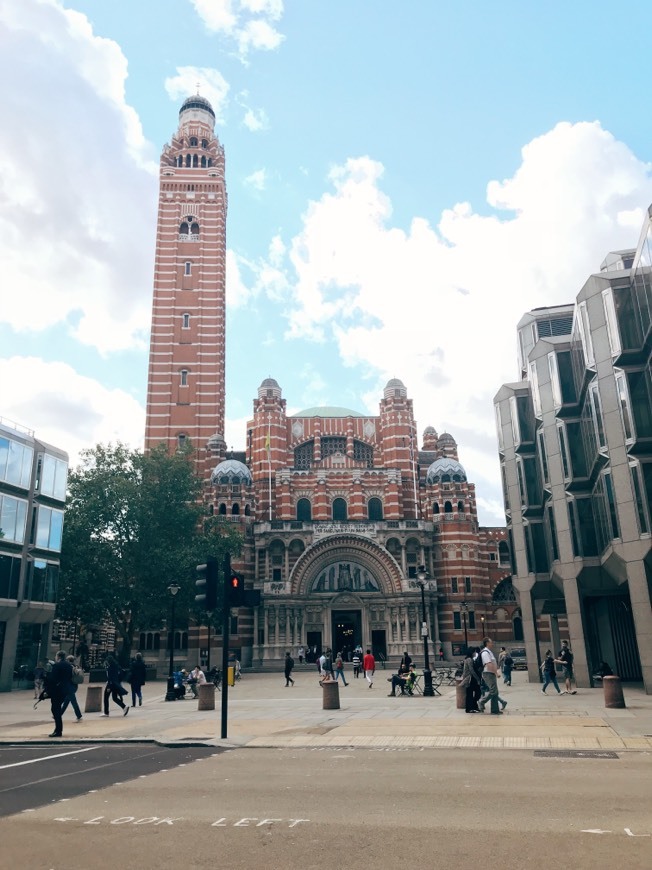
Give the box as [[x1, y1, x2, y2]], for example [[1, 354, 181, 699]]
[[34, 506, 64, 551], [451, 577, 458, 594], [433, 503, 440, 515], [367, 497, 383, 521], [567, 500, 580, 557], [272, 568, 282, 582], [353, 441, 374, 467], [321, 437, 346, 458], [464, 576, 471, 594], [0, 553, 21, 599], [0, 436, 33, 488], [296, 498, 312, 521], [603, 470, 620, 540], [603, 288, 622, 357], [557, 423, 571, 479], [576, 301, 595, 367], [614, 371, 634, 442], [547, 504, 559, 561], [537, 430, 549, 485], [453, 612, 461, 630], [294, 441, 314, 470], [332, 498, 347, 521], [184, 261, 191, 276], [0, 494, 28, 543], [529, 362, 542, 418], [27, 559, 58, 602], [444, 501, 453, 513], [630, 462, 649, 534], [548, 352, 562, 408], [182, 313, 190, 329], [180, 370, 188, 386], [36, 454, 68, 500], [468, 611, 476, 630], [457, 501, 464, 513], [177, 433, 187, 449], [628, 368, 652, 438]]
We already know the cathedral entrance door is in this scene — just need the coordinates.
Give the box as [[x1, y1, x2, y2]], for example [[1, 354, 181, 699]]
[[331, 610, 361, 660]]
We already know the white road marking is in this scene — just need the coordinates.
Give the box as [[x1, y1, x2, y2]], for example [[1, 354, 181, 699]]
[[0, 747, 99, 770], [581, 829, 612, 834]]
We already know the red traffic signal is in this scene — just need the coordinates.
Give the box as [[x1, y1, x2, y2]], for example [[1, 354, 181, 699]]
[[228, 571, 245, 607]]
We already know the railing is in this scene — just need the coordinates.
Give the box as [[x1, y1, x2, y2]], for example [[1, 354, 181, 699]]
[[178, 234, 200, 242]]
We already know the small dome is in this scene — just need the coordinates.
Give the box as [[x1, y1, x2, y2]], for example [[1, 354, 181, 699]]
[[426, 457, 467, 485], [179, 95, 215, 119], [258, 377, 282, 400], [438, 432, 456, 444], [207, 433, 225, 448], [210, 459, 252, 486], [384, 378, 407, 399], [423, 426, 437, 435]]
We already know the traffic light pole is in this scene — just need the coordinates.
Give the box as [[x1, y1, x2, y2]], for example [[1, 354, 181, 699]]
[[220, 552, 231, 739]]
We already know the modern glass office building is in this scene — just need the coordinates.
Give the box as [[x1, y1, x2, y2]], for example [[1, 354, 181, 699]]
[[494, 206, 652, 692], [0, 417, 68, 691]]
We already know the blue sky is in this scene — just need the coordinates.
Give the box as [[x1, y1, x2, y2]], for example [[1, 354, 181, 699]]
[[2, 0, 652, 524]]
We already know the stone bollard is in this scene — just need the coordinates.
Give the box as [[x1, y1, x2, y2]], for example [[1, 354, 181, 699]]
[[322, 679, 340, 710], [455, 679, 466, 710], [198, 682, 216, 711], [603, 675, 626, 709], [85, 685, 103, 713]]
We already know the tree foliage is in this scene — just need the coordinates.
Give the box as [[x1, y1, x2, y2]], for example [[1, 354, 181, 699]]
[[59, 442, 242, 663]]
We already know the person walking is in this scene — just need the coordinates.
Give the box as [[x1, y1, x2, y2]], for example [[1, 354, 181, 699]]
[[284, 652, 295, 686], [102, 654, 129, 716], [298, 645, 305, 665], [60, 655, 83, 722], [498, 646, 507, 678], [129, 652, 147, 707], [478, 638, 507, 714], [363, 648, 375, 688], [352, 650, 362, 678], [502, 652, 514, 686], [33, 660, 46, 700], [541, 650, 562, 694], [460, 648, 481, 713], [47, 651, 73, 737], [558, 640, 577, 694], [334, 651, 348, 686]]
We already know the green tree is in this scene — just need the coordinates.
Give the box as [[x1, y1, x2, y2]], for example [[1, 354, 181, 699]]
[[59, 442, 242, 664]]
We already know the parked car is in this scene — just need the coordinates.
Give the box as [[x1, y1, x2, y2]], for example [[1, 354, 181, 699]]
[[509, 647, 527, 670]]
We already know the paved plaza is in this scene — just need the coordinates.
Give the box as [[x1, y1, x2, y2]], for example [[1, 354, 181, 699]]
[[2, 669, 652, 751]]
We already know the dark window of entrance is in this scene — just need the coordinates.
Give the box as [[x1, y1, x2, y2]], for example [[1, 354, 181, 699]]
[[297, 498, 312, 521], [433, 503, 440, 515], [444, 501, 453, 513], [332, 498, 347, 521], [367, 497, 383, 520], [513, 614, 524, 641]]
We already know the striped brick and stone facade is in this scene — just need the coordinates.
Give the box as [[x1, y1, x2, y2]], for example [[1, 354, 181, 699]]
[[209, 378, 520, 667], [144, 95, 227, 486]]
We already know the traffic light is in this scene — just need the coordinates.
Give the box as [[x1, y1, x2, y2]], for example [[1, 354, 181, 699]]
[[195, 557, 219, 611], [228, 569, 245, 608]]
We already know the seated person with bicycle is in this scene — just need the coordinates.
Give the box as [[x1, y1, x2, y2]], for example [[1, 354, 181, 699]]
[[388, 664, 417, 696]]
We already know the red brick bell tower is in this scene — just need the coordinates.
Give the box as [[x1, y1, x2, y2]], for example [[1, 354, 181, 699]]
[[144, 95, 227, 483]]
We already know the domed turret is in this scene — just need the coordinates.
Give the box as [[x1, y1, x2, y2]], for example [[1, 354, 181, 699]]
[[426, 457, 467, 485], [179, 94, 215, 120], [258, 377, 282, 400], [383, 378, 407, 399], [422, 426, 438, 451], [210, 458, 253, 486]]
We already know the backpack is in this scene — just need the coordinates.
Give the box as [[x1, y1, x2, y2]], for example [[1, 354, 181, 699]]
[[72, 666, 84, 685], [503, 655, 513, 669]]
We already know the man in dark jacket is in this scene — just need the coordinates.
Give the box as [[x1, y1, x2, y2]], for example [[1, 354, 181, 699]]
[[48, 651, 73, 737], [103, 654, 129, 716], [129, 652, 147, 707], [284, 652, 295, 686]]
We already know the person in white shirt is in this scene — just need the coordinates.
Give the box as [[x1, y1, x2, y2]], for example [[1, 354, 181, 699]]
[[188, 665, 206, 698], [478, 638, 507, 715]]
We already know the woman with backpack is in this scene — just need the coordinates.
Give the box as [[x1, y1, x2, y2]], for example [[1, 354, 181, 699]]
[[334, 651, 348, 686]]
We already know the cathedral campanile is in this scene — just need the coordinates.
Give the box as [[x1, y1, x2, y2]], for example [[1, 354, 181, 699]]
[[145, 95, 227, 482]]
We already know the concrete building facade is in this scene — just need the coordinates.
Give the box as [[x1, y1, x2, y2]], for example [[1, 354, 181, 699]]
[[0, 417, 68, 691], [494, 207, 652, 692]]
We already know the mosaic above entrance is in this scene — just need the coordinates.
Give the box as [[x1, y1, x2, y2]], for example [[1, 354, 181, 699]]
[[310, 561, 381, 593]]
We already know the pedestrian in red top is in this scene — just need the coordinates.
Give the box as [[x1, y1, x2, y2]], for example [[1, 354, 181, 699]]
[[363, 649, 375, 688]]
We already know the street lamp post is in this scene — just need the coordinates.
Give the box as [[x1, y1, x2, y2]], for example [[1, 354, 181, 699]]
[[416, 566, 435, 697], [461, 600, 469, 651], [165, 582, 181, 702]]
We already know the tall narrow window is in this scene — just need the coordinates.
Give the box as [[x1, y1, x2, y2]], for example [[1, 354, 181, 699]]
[[629, 462, 649, 534], [547, 504, 559, 561], [367, 497, 383, 520], [614, 371, 634, 441], [589, 383, 606, 450], [537, 430, 549, 485], [453, 612, 462, 630], [548, 352, 562, 408], [529, 362, 542, 418], [603, 288, 622, 357], [451, 577, 458, 593], [180, 369, 188, 386], [509, 395, 521, 444], [296, 498, 312, 521], [567, 500, 580, 557], [577, 301, 595, 367], [603, 471, 620, 540], [182, 313, 190, 329], [464, 576, 471, 593], [184, 261, 191, 276], [332, 498, 347, 521], [557, 423, 571, 479]]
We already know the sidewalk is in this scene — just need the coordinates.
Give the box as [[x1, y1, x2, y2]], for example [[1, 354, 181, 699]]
[[1, 672, 651, 751]]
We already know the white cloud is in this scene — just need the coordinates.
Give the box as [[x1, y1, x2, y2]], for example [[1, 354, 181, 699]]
[[0, 357, 144, 470], [242, 106, 269, 131], [253, 122, 652, 522], [244, 167, 267, 191], [0, 0, 157, 355], [164, 66, 230, 124], [190, 0, 284, 60]]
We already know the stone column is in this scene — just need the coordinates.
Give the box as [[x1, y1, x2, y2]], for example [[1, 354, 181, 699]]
[[628, 559, 652, 693]]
